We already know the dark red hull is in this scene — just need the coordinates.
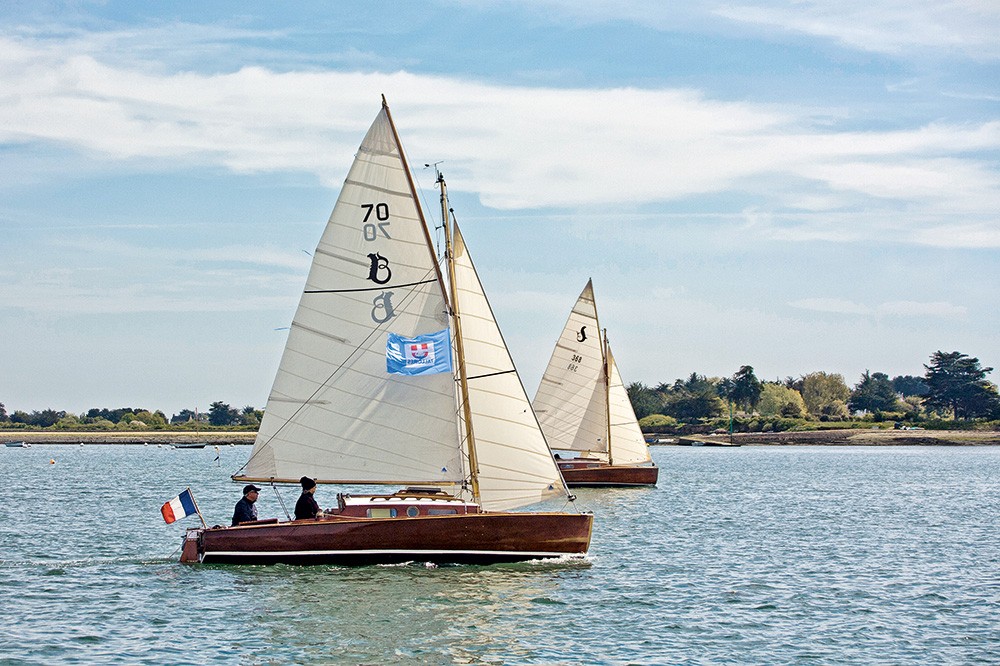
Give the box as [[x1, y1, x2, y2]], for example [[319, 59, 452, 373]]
[[182, 512, 593, 565], [558, 462, 658, 487]]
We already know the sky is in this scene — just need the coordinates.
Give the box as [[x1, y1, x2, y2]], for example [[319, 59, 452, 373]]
[[2, 1, 998, 418]]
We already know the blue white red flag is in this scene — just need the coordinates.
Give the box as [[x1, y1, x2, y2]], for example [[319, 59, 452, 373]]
[[161, 488, 198, 524], [386, 329, 453, 376]]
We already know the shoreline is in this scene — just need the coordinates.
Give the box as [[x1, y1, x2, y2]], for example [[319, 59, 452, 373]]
[[4, 429, 999, 446], [659, 429, 1000, 446], [2, 431, 257, 445]]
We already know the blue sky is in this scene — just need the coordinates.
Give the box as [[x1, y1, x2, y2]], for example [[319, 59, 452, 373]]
[[2, 1, 998, 417]]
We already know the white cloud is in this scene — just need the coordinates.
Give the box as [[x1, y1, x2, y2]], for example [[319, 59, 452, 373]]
[[789, 298, 871, 315], [1, 30, 999, 249], [714, 1, 1000, 58], [789, 297, 967, 318]]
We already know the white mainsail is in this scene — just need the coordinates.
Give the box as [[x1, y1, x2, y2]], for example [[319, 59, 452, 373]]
[[242, 107, 463, 485], [451, 223, 566, 510], [532, 280, 652, 466], [240, 102, 570, 511]]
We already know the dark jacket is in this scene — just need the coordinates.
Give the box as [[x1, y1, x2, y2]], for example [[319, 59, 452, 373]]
[[295, 491, 321, 520], [232, 497, 258, 526]]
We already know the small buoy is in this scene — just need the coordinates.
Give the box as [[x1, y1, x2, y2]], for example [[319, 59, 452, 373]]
[[50, 459, 56, 465]]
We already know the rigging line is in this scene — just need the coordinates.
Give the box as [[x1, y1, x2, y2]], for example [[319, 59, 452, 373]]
[[271, 482, 291, 521], [466, 369, 516, 381], [305, 278, 436, 294], [235, 264, 443, 478]]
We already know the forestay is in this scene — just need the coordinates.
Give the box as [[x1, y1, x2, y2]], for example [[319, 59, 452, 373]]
[[241, 108, 465, 485]]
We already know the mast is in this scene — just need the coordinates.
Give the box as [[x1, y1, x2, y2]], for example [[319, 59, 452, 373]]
[[603, 329, 614, 466], [438, 170, 482, 504]]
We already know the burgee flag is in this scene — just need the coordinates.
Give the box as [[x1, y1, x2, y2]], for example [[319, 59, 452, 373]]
[[161, 488, 198, 524], [387, 329, 453, 376]]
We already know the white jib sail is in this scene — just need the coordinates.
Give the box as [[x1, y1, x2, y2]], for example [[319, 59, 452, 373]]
[[242, 108, 464, 485], [531, 279, 610, 457], [606, 344, 653, 465], [451, 222, 566, 511]]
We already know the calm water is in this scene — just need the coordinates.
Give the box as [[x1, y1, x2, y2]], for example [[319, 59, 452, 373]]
[[1, 444, 998, 665]]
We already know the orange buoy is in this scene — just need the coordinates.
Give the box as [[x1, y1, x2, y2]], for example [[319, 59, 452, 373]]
[[50, 459, 56, 464]]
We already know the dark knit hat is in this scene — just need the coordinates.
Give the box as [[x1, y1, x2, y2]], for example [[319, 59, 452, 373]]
[[300, 476, 316, 490]]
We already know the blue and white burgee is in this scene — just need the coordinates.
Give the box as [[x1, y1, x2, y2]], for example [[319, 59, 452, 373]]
[[386, 329, 453, 376]]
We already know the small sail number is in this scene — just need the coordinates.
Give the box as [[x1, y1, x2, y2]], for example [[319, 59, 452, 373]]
[[361, 203, 391, 241], [568, 353, 583, 373]]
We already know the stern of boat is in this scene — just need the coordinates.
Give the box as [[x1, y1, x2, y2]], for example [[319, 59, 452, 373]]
[[179, 528, 203, 563]]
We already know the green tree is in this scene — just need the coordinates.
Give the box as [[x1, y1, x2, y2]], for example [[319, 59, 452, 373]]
[[240, 405, 264, 427], [209, 401, 240, 426], [133, 410, 168, 427], [849, 371, 900, 413], [638, 414, 678, 429], [0, 402, 7, 421], [730, 365, 762, 412], [626, 382, 662, 420], [757, 383, 807, 418], [800, 372, 850, 419], [892, 375, 928, 397], [923, 351, 1000, 419], [660, 373, 725, 420]]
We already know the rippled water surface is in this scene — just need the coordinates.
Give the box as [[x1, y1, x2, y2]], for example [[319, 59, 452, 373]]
[[1, 444, 998, 664]]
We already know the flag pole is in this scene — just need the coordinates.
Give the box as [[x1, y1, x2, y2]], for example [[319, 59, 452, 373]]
[[187, 486, 209, 528]]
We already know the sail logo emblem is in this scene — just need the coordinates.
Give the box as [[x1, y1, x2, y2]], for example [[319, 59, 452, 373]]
[[406, 342, 435, 364], [577, 326, 587, 342], [387, 329, 453, 376], [366, 252, 392, 285], [371, 291, 396, 324]]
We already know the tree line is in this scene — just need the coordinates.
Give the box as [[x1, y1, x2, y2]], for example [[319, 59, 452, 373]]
[[628, 350, 1000, 431], [4, 350, 997, 432], [0, 401, 263, 430]]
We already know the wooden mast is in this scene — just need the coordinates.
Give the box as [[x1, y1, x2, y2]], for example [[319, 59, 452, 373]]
[[603, 329, 614, 466], [438, 173, 482, 504]]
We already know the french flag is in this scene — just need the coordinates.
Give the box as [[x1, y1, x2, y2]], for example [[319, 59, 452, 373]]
[[161, 489, 197, 524]]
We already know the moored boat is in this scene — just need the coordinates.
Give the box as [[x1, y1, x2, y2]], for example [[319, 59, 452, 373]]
[[533, 280, 658, 487], [178, 98, 592, 565]]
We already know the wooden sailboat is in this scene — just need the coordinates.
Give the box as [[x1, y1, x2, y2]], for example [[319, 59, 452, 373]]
[[532, 280, 658, 487], [178, 99, 592, 565]]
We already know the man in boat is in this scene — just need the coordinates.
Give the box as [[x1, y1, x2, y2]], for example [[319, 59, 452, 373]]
[[231, 484, 261, 525], [294, 476, 321, 520]]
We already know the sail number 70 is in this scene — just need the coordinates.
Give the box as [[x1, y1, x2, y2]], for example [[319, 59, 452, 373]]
[[361, 203, 391, 241]]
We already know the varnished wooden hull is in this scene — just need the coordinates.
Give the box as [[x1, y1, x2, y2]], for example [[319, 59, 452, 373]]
[[559, 463, 659, 487], [182, 512, 593, 565]]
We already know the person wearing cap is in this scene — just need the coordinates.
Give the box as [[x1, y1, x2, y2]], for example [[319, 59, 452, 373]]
[[294, 476, 321, 520], [232, 484, 261, 526]]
